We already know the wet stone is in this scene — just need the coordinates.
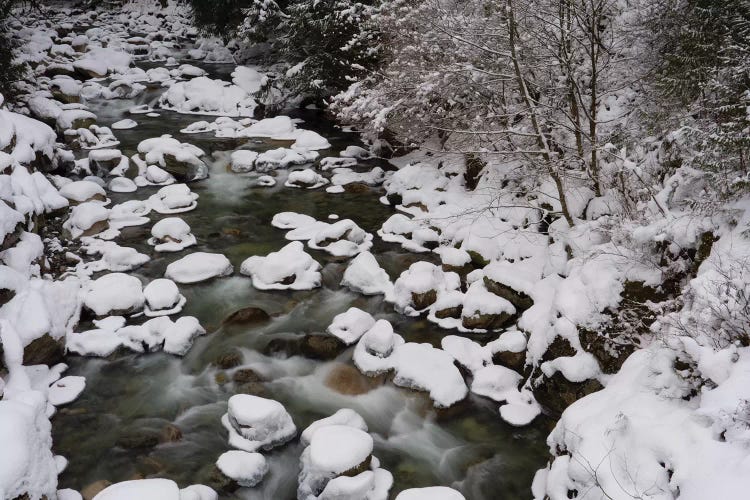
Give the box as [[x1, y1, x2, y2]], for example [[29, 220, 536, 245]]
[[214, 348, 243, 369], [223, 306, 271, 325], [301, 334, 346, 360]]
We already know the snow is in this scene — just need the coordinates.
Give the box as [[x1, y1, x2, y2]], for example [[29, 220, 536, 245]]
[[327, 308, 376, 345], [92, 478, 215, 500], [300, 408, 368, 446], [391, 342, 468, 408], [148, 217, 196, 252], [285, 169, 328, 189], [229, 150, 259, 173], [159, 76, 258, 117], [165, 253, 233, 284], [258, 149, 318, 172], [292, 130, 331, 151], [216, 451, 268, 487], [111, 119, 137, 130], [231, 66, 267, 94], [83, 273, 144, 316], [240, 241, 321, 290], [59, 180, 107, 204], [341, 251, 394, 297], [108, 177, 137, 193], [136, 135, 207, 181], [308, 219, 373, 257], [353, 320, 405, 375], [143, 279, 185, 317], [221, 394, 297, 452], [47, 376, 86, 406], [395, 487, 465, 500], [63, 202, 109, 238], [148, 184, 199, 214], [309, 425, 373, 474]]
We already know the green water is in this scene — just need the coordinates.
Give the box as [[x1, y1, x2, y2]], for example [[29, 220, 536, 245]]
[[52, 63, 550, 500]]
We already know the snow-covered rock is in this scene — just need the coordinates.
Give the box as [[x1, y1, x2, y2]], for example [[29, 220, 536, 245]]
[[215, 451, 268, 488], [148, 184, 199, 214], [327, 308, 376, 345], [83, 273, 144, 316], [341, 252, 394, 297], [148, 217, 196, 252], [165, 252, 233, 284], [221, 394, 296, 452], [240, 241, 321, 290], [159, 76, 257, 117], [143, 279, 186, 317]]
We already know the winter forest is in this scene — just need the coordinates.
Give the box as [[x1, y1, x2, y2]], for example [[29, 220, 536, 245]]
[[0, 0, 749, 498]]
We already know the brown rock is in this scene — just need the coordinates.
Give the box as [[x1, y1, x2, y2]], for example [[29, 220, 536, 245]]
[[160, 424, 183, 443], [214, 348, 243, 369], [232, 368, 264, 384], [82, 480, 112, 500], [301, 335, 346, 360], [23, 333, 65, 366], [411, 289, 437, 310], [324, 363, 384, 396], [223, 307, 271, 326]]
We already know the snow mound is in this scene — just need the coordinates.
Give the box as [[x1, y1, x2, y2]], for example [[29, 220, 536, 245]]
[[143, 279, 186, 317], [165, 252, 233, 284], [221, 394, 297, 452], [327, 308, 376, 345], [159, 76, 258, 117], [148, 217, 196, 252], [83, 273, 144, 316], [216, 451, 268, 487], [341, 252, 394, 297], [240, 241, 321, 290], [148, 184, 199, 214]]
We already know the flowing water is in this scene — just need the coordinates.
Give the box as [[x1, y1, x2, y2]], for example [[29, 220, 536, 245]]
[[52, 61, 550, 499]]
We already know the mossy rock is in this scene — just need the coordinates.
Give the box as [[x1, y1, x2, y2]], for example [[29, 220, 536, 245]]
[[23, 334, 65, 366], [223, 306, 271, 325], [213, 348, 243, 369], [301, 335, 346, 360], [533, 372, 603, 417], [461, 311, 512, 331], [411, 289, 437, 310], [483, 276, 534, 311]]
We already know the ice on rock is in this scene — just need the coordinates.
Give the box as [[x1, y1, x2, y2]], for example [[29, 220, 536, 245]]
[[111, 119, 137, 130], [353, 320, 405, 375], [395, 487, 465, 500], [165, 252, 233, 284], [240, 241, 321, 290], [327, 308, 376, 345], [221, 394, 297, 452], [83, 273, 144, 316], [159, 76, 258, 117], [47, 376, 86, 406], [63, 202, 109, 238], [229, 150, 259, 173], [58, 180, 108, 204], [300, 408, 368, 446], [93, 479, 216, 500], [148, 184, 199, 214], [341, 252, 394, 298], [285, 169, 328, 189], [143, 279, 186, 317], [309, 219, 373, 257], [148, 217, 196, 252], [215, 450, 268, 487]]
